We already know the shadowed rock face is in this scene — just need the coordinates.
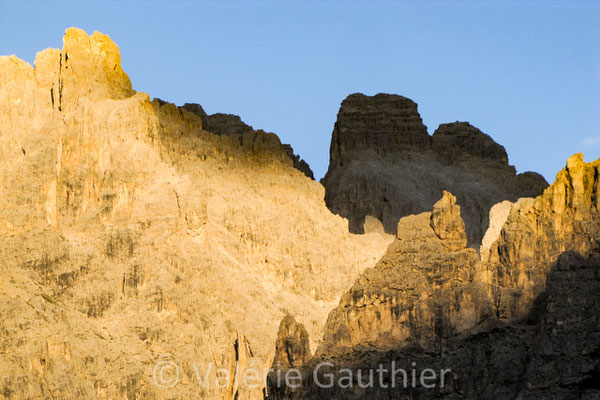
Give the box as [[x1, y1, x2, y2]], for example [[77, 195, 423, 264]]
[[2, 26, 597, 400], [319, 192, 492, 356], [328, 93, 430, 164], [182, 103, 253, 136], [182, 102, 314, 179], [322, 93, 548, 246], [268, 156, 600, 400], [431, 121, 509, 164], [272, 316, 312, 369], [268, 251, 600, 400], [282, 145, 315, 180]]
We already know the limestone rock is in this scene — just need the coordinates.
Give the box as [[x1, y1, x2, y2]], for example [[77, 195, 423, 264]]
[[318, 192, 490, 356], [182, 102, 253, 135], [328, 93, 430, 165], [479, 200, 513, 262], [182, 102, 314, 179], [0, 28, 392, 400], [523, 251, 600, 396], [431, 121, 508, 164], [268, 156, 600, 400], [3, 26, 598, 400], [322, 93, 548, 245], [486, 153, 600, 319], [282, 144, 315, 180], [430, 191, 468, 251], [362, 215, 387, 236], [272, 316, 311, 369], [266, 316, 312, 399]]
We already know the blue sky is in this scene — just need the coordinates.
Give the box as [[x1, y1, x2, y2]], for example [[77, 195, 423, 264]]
[[1, 1, 599, 181]]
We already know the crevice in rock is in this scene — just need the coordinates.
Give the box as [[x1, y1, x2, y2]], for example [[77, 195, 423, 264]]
[[57, 52, 63, 112]]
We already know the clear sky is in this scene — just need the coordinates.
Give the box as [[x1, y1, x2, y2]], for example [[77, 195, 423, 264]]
[[1, 1, 599, 182]]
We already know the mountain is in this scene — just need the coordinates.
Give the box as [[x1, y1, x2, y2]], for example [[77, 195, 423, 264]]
[[267, 154, 600, 399], [179, 102, 314, 179], [321, 93, 548, 246], [1, 28, 598, 400], [0, 28, 391, 400]]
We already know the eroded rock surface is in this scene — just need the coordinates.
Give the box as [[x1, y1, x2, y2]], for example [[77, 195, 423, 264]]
[[322, 93, 548, 245], [0, 28, 391, 400], [182, 102, 314, 179], [268, 156, 600, 399], [272, 316, 312, 370], [484, 153, 600, 319], [181, 102, 253, 135], [479, 200, 513, 262], [269, 251, 600, 400], [318, 192, 491, 357], [2, 27, 598, 400]]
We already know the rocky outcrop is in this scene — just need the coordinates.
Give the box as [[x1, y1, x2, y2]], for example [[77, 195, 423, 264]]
[[2, 26, 598, 400], [318, 192, 491, 357], [0, 28, 392, 400], [282, 145, 315, 180], [182, 102, 253, 135], [523, 251, 600, 397], [479, 200, 513, 262], [431, 121, 509, 164], [266, 316, 313, 399], [430, 191, 468, 251], [322, 93, 548, 245], [268, 156, 600, 399], [272, 316, 312, 370], [328, 93, 430, 164], [484, 153, 600, 319], [182, 102, 314, 179], [268, 251, 600, 400]]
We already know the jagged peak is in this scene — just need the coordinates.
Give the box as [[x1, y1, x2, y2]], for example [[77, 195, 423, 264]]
[[30, 27, 133, 108], [330, 92, 518, 166], [430, 191, 468, 251], [566, 152, 585, 170], [540, 153, 600, 214], [481, 155, 598, 263], [431, 121, 509, 164], [181, 103, 253, 135], [180, 101, 315, 179]]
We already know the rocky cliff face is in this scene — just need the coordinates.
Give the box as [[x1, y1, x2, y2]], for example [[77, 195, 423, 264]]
[[0, 29, 391, 399], [268, 155, 600, 399], [181, 102, 314, 179], [270, 251, 600, 400], [2, 27, 597, 400], [272, 316, 312, 370], [322, 93, 548, 245], [319, 192, 491, 356], [181, 102, 254, 136], [484, 153, 600, 319]]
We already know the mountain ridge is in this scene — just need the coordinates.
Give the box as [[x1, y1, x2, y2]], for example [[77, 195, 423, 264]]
[[322, 92, 549, 245], [1, 27, 598, 400]]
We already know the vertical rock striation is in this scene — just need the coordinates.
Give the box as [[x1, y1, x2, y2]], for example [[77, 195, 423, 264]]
[[318, 191, 491, 357], [268, 155, 600, 399], [0, 28, 391, 399], [484, 153, 600, 319], [322, 93, 548, 245]]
